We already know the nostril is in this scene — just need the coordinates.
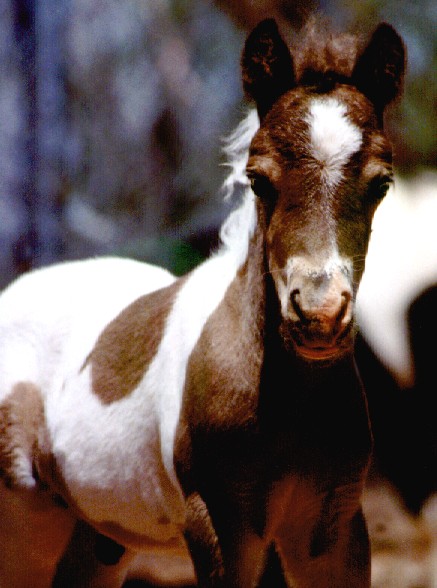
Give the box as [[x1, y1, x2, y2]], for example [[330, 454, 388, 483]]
[[341, 291, 351, 304], [290, 289, 307, 322], [337, 291, 352, 325]]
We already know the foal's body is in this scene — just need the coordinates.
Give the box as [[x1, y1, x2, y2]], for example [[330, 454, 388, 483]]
[[0, 239, 370, 588], [0, 18, 405, 588]]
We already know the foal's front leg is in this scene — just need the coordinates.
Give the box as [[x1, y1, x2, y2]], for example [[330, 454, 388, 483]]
[[184, 491, 269, 588], [275, 505, 370, 588]]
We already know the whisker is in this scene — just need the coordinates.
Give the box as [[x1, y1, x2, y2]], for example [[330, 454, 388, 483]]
[[262, 268, 285, 279]]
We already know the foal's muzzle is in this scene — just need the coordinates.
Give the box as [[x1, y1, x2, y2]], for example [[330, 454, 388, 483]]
[[282, 267, 354, 360]]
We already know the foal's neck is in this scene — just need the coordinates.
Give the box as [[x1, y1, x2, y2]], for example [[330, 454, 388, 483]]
[[233, 219, 369, 472]]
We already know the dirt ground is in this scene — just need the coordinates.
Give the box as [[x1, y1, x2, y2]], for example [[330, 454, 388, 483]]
[[363, 478, 437, 588]]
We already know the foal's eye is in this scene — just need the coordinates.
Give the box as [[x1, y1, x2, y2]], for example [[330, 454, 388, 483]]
[[248, 174, 278, 201], [368, 175, 393, 201]]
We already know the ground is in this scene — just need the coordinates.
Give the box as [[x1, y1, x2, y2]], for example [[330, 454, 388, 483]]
[[363, 477, 437, 588]]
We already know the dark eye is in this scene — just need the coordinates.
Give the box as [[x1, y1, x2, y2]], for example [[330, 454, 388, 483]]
[[248, 173, 278, 201], [368, 174, 393, 201]]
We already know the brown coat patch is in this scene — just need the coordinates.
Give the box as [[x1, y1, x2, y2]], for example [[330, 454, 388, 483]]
[[0, 382, 45, 488], [86, 277, 185, 404]]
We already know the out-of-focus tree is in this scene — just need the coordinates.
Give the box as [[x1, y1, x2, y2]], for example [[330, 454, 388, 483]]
[[0, 0, 245, 285], [10, 0, 38, 275], [62, 0, 244, 263], [9, 0, 67, 276]]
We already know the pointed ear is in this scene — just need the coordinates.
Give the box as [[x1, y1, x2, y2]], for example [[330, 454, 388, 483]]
[[242, 19, 296, 119], [352, 23, 406, 117]]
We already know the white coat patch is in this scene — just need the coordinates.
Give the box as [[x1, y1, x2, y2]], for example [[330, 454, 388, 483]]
[[306, 97, 362, 188]]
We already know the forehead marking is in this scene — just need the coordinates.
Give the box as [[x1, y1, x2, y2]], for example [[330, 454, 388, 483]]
[[305, 97, 362, 188]]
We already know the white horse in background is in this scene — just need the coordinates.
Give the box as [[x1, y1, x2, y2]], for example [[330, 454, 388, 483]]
[[357, 171, 437, 388]]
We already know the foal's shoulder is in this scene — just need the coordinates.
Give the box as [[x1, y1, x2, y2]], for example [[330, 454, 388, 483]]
[[84, 275, 186, 405]]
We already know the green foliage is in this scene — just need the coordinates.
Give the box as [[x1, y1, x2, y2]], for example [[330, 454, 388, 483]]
[[116, 235, 205, 276]]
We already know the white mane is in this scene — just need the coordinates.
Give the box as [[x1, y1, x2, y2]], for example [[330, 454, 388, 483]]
[[218, 109, 260, 262], [221, 108, 260, 202]]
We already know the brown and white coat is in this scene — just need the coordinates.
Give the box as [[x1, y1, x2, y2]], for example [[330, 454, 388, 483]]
[[0, 17, 405, 588]]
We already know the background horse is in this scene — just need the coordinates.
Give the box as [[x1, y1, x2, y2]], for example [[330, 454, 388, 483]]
[[356, 172, 437, 523], [357, 172, 437, 390], [0, 17, 405, 588]]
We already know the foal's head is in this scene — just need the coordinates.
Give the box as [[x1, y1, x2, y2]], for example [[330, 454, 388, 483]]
[[242, 19, 405, 361]]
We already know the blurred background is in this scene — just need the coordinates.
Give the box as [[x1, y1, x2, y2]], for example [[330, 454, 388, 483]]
[[0, 0, 435, 285], [0, 1, 436, 586]]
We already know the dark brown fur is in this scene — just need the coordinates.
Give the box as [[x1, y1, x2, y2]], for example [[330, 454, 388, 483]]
[[291, 17, 360, 83], [176, 216, 373, 586]]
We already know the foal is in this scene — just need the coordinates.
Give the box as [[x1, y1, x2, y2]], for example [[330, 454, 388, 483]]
[[0, 18, 405, 588]]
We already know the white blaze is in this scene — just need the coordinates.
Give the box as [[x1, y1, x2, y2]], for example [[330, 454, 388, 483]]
[[270, 97, 362, 319], [306, 97, 362, 188]]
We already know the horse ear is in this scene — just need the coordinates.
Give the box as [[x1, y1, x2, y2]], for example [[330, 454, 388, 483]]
[[242, 19, 296, 119], [352, 23, 406, 117]]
